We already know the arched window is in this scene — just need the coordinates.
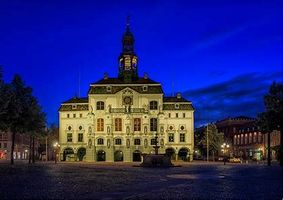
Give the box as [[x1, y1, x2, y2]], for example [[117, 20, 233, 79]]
[[115, 118, 122, 131], [149, 101, 158, 110], [150, 118, 157, 131], [134, 118, 141, 131], [97, 118, 104, 131], [96, 101, 105, 110], [97, 138, 104, 145]]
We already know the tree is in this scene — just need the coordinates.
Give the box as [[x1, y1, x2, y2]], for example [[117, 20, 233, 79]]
[[26, 96, 46, 163], [257, 82, 283, 166], [195, 124, 224, 160], [0, 69, 46, 165]]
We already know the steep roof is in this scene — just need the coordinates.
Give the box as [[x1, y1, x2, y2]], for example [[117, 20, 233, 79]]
[[91, 77, 160, 85], [62, 97, 88, 104], [163, 96, 191, 103]]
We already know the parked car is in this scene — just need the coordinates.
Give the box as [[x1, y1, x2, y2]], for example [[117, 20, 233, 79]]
[[229, 157, 241, 163]]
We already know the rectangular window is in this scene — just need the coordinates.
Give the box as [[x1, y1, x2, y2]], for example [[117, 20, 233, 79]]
[[73, 114, 76, 118], [78, 133, 83, 142], [134, 139, 141, 145], [134, 118, 141, 131], [67, 133, 72, 142], [4, 143, 7, 148], [67, 114, 70, 118], [149, 101, 158, 110], [115, 118, 122, 131], [0, 143, 1, 148], [115, 138, 122, 145], [180, 133, 185, 142], [168, 113, 171, 118], [150, 118, 157, 131], [183, 113, 186, 118], [151, 139, 156, 146], [96, 101, 105, 110], [168, 133, 174, 142], [97, 118, 104, 132], [176, 113, 178, 118], [80, 113, 82, 118], [97, 138, 104, 145]]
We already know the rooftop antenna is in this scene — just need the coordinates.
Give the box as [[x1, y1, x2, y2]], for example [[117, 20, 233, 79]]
[[172, 81, 175, 97], [78, 67, 81, 98]]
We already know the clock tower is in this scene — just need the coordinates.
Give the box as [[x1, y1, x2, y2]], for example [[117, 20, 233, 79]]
[[118, 19, 138, 83]]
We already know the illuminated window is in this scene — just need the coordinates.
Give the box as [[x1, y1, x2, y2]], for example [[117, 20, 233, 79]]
[[253, 132, 257, 143], [97, 118, 104, 132], [96, 101, 105, 110], [150, 118, 157, 131], [115, 118, 122, 131], [149, 101, 158, 110], [78, 133, 83, 142], [115, 138, 122, 145], [134, 139, 141, 145], [168, 133, 174, 142], [134, 118, 141, 131], [97, 138, 104, 145], [180, 133, 185, 142], [241, 134, 244, 144], [67, 133, 72, 142]]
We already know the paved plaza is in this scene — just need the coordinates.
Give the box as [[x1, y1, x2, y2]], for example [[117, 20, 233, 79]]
[[0, 161, 282, 199]]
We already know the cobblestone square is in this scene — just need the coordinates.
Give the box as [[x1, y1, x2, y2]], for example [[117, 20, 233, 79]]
[[0, 161, 282, 199]]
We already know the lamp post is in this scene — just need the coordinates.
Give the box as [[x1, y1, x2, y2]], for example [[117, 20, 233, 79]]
[[53, 142, 60, 164], [221, 143, 230, 165]]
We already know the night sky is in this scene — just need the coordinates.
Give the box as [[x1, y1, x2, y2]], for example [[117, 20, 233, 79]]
[[0, 0, 282, 127]]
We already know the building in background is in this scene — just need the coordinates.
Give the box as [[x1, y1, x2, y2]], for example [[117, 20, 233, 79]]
[[0, 132, 39, 160], [215, 116, 280, 161], [58, 23, 194, 162]]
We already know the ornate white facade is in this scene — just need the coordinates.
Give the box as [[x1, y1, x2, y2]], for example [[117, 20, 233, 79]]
[[58, 24, 194, 162]]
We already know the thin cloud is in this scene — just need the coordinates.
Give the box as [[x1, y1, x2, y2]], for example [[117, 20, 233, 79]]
[[183, 71, 282, 127]]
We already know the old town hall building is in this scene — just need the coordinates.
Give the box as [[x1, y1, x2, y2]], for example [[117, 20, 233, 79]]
[[58, 23, 194, 162]]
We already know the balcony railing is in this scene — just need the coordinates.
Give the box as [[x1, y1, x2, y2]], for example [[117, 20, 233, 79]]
[[110, 108, 146, 113]]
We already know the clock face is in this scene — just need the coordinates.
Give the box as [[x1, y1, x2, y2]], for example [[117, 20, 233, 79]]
[[123, 96, 132, 105]]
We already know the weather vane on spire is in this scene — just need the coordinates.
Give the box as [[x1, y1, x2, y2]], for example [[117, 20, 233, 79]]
[[126, 15, 130, 31]]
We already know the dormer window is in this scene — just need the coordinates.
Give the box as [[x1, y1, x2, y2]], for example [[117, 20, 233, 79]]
[[143, 86, 148, 92], [175, 104, 180, 110], [72, 104, 77, 109], [107, 86, 112, 92]]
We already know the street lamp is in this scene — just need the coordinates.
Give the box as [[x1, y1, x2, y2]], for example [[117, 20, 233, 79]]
[[221, 143, 230, 165], [53, 142, 60, 164]]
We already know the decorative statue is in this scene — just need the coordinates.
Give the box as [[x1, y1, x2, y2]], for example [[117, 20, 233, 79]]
[[126, 139, 130, 148], [107, 139, 111, 148], [88, 139, 92, 148]]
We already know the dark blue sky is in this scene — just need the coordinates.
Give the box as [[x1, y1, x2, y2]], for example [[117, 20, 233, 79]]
[[0, 0, 282, 127]]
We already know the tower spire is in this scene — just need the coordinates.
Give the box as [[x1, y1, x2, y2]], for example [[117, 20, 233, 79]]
[[118, 17, 138, 82]]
